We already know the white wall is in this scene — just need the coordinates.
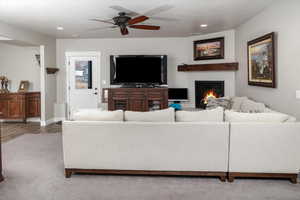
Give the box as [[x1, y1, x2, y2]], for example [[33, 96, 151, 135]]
[[185, 30, 236, 107], [235, 0, 300, 119], [0, 43, 40, 92], [56, 30, 236, 118], [0, 21, 57, 124]]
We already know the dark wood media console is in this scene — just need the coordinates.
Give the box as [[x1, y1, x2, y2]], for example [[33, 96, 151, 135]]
[[106, 88, 168, 111]]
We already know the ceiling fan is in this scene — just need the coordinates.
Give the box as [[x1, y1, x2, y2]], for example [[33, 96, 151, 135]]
[[88, 5, 174, 35]]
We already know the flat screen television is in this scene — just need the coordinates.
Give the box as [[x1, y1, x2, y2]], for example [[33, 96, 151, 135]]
[[168, 88, 188, 101], [110, 55, 167, 85]]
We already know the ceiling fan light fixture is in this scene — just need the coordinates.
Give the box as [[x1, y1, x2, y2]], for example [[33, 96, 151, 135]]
[[57, 26, 64, 30]]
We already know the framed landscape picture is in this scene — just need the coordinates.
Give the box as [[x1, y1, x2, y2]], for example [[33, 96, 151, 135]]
[[194, 37, 224, 60], [248, 32, 275, 88]]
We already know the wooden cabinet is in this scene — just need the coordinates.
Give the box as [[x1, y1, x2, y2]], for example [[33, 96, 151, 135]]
[[0, 137, 3, 182], [0, 92, 40, 122], [107, 88, 168, 111], [26, 93, 41, 118]]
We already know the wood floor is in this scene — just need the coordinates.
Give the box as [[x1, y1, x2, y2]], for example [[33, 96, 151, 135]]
[[0, 122, 61, 142]]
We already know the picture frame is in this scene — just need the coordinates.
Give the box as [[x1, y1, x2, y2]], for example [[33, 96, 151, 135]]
[[247, 32, 275, 88], [194, 37, 224, 60], [18, 81, 29, 92]]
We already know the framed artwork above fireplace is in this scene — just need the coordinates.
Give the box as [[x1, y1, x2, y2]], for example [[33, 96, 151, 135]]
[[194, 37, 225, 60]]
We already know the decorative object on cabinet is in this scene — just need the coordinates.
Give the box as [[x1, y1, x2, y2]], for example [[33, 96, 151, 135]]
[[0, 76, 9, 94], [194, 37, 224, 60], [106, 88, 168, 111], [248, 32, 275, 88], [35, 54, 41, 66], [46, 68, 59, 74], [0, 92, 41, 123], [18, 81, 29, 92]]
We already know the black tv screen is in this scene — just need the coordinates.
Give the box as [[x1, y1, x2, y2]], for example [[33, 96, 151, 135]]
[[168, 88, 188, 100], [110, 55, 167, 85]]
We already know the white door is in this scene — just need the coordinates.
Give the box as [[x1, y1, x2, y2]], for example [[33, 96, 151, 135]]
[[67, 53, 100, 118]]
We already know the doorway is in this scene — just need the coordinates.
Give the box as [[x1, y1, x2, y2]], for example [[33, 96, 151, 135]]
[[66, 52, 101, 119]]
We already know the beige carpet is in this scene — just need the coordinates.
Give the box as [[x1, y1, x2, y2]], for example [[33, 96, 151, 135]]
[[1, 133, 300, 200], [0, 122, 61, 142]]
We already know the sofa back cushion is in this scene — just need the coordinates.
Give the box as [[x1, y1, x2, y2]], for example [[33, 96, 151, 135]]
[[225, 110, 289, 123], [125, 108, 175, 122], [264, 108, 297, 122], [176, 107, 224, 122], [73, 109, 124, 121]]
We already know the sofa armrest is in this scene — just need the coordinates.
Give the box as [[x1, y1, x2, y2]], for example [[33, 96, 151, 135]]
[[229, 122, 300, 173]]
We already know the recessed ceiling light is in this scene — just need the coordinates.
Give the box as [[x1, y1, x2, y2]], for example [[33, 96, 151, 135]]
[[200, 24, 208, 28], [57, 26, 64, 30]]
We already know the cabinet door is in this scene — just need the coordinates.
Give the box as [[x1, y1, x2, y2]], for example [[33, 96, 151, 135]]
[[129, 99, 146, 111], [129, 93, 146, 111], [7, 95, 25, 118], [111, 99, 129, 111], [0, 99, 8, 118], [26, 94, 41, 117]]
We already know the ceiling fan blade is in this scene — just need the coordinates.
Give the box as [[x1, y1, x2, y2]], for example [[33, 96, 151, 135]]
[[120, 27, 129, 35], [87, 26, 118, 31], [129, 25, 160, 30], [89, 19, 115, 24], [109, 5, 139, 17], [143, 4, 173, 16], [128, 16, 149, 25], [150, 16, 178, 22]]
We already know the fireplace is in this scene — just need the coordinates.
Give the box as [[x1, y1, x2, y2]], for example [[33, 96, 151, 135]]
[[195, 81, 224, 109]]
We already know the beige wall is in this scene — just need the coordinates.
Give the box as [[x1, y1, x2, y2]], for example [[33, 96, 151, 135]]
[[0, 43, 40, 92], [235, 0, 300, 119]]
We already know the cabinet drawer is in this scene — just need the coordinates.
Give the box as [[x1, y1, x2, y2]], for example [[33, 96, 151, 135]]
[[148, 92, 164, 99]]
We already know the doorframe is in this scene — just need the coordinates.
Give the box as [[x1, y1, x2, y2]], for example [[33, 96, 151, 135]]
[[65, 51, 101, 119]]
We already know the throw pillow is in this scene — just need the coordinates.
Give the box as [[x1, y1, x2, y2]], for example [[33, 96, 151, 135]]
[[206, 96, 231, 110], [230, 96, 248, 111], [240, 99, 266, 113]]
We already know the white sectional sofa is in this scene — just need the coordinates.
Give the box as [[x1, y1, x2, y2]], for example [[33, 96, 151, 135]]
[[228, 122, 300, 183], [63, 121, 229, 181], [63, 98, 300, 183]]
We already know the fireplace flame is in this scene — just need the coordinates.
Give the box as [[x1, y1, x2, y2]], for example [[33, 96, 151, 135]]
[[203, 90, 218, 104]]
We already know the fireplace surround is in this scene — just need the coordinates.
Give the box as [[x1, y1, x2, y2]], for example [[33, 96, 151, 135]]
[[195, 81, 225, 109]]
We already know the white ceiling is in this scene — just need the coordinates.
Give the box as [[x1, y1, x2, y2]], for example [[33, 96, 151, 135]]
[[0, 0, 274, 38]]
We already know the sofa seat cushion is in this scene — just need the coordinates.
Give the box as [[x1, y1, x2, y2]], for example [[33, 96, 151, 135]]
[[73, 109, 124, 121], [225, 110, 289, 123], [125, 108, 175, 122], [175, 107, 224, 122]]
